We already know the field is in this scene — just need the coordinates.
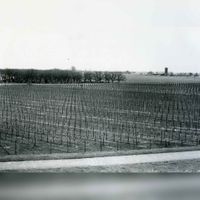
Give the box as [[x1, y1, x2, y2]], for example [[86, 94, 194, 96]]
[[126, 73, 200, 83], [0, 76, 200, 155]]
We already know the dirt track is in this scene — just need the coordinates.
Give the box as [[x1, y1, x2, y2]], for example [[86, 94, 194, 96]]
[[1, 150, 200, 172]]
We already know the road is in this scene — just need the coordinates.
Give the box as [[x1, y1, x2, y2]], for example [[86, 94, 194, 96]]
[[1, 150, 200, 171]]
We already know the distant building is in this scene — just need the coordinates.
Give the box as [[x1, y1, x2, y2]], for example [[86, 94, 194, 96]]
[[164, 67, 168, 76], [0, 72, 2, 82], [71, 66, 76, 71]]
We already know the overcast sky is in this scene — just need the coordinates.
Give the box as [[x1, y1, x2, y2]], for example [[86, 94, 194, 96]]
[[0, 0, 200, 72]]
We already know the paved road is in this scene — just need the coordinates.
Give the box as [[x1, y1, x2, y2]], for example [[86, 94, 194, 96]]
[[1, 150, 200, 171]]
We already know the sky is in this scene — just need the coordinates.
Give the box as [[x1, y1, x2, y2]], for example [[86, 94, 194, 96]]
[[0, 0, 200, 72]]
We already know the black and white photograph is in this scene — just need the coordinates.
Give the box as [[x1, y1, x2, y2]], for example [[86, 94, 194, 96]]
[[1, 0, 200, 199]]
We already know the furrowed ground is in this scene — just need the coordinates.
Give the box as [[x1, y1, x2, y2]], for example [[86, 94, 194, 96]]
[[0, 79, 200, 155]]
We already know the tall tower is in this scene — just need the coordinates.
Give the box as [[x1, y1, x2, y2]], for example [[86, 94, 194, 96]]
[[165, 67, 168, 76]]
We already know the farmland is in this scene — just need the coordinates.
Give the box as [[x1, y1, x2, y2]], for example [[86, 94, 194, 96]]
[[0, 79, 200, 155]]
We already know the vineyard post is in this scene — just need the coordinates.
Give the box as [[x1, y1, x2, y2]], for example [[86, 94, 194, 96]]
[[84, 139, 86, 152], [50, 141, 52, 154], [149, 138, 152, 149], [14, 139, 18, 155], [100, 140, 102, 151]]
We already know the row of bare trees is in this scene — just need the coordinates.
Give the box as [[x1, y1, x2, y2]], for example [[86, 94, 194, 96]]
[[0, 69, 126, 84]]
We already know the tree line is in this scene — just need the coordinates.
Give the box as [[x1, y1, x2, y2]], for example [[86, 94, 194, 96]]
[[0, 69, 126, 84]]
